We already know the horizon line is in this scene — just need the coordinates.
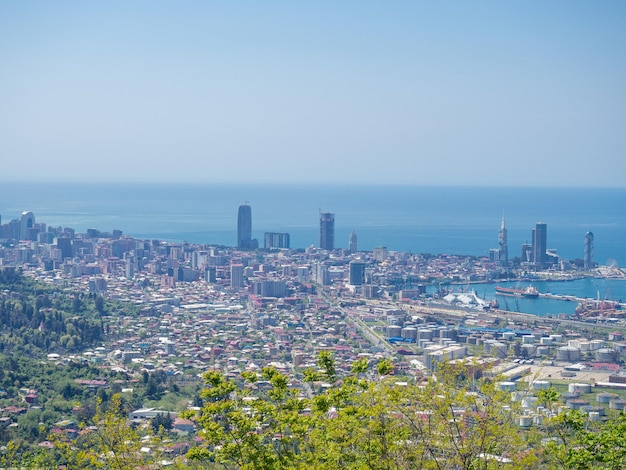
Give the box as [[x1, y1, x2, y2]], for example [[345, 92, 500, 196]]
[[1, 180, 625, 190]]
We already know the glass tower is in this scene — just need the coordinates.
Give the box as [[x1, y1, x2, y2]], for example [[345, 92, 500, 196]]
[[319, 212, 335, 250], [237, 204, 252, 249]]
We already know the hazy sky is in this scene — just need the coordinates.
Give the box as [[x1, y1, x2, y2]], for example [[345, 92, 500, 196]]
[[1, 1, 625, 186]]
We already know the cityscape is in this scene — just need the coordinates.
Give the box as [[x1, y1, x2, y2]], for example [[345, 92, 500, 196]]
[[2, 0, 626, 466], [1, 204, 626, 462]]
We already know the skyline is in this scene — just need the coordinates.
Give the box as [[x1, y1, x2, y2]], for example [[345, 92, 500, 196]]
[[4, 180, 621, 269], [1, 2, 625, 186], [0, 199, 616, 267]]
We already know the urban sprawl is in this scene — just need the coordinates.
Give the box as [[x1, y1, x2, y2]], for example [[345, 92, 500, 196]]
[[1, 206, 626, 444]]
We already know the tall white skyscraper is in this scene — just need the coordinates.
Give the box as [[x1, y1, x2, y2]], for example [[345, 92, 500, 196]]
[[349, 229, 357, 254]]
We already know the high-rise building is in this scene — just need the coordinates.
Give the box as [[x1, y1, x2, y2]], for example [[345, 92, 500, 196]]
[[230, 263, 244, 288], [373, 246, 388, 262], [237, 204, 252, 249], [349, 261, 366, 286], [584, 231, 594, 270], [206, 266, 217, 283], [319, 212, 335, 250], [297, 266, 309, 283], [532, 222, 547, 266], [20, 211, 35, 241], [55, 237, 73, 260], [6, 219, 20, 241], [315, 262, 330, 285], [349, 229, 358, 254], [264, 232, 290, 249], [125, 257, 135, 279], [498, 214, 508, 267], [252, 279, 287, 298]]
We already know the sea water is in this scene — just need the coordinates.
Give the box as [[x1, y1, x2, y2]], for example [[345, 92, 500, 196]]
[[2, 183, 624, 263]]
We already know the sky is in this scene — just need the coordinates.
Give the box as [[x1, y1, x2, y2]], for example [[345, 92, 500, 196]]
[[1, 1, 625, 186]]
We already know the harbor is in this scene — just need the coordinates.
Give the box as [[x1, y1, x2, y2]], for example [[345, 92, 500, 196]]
[[431, 277, 626, 317]]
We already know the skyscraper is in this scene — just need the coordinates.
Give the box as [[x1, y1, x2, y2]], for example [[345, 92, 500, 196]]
[[584, 231, 594, 270], [237, 204, 255, 249], [264, 232, 290, 249], [349, 261, 365, 286], [349, 229, 358, 254], [230, 263, 244, 288], [532, 222, 547, 266], [319, 212, 335, 250], [20, 211, 35, 241], [498, 214, 508, 267]]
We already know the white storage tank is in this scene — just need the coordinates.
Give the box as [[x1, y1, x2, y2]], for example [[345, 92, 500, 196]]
[[521, 344, 536, 358], [387, 315, 405, 326], [540, 337, 553, 346], [536, 346, 550, 356], [439, 328, 454, 339], [497, 381, 517, 392], [595, 348, 616, 363], [387, 325, 402, 338], [402, 327, 418, 340], [532, 380, 552, 391], [566, 399, 589, 410], [492, 342, 508, 358], [418, 329, 433, 340], [519, 415, 533, 427], [596, 393, 616, 404], [522, 335, 535, 344], [501, 332, 516, 341], [550, 334, 563, 342], [590, 339, 604, 351], [609, 398, 626, 410], [451, 346, 467, 359], [568, 383, 591, 394], [557, 346, 581, 362], [589, 411, 601, 422], [521, 396, 538, 409]]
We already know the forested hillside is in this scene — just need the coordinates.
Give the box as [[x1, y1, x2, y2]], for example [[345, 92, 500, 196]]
[[0, 268, 115, 355]]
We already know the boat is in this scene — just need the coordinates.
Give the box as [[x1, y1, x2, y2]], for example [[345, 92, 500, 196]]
[[495, 286, 539, 298]]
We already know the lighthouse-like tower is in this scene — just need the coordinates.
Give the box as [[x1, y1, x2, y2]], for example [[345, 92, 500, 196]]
[[349, 229, 357, 254], [584, 231, 594, 270], [498, 214, 508, 267]]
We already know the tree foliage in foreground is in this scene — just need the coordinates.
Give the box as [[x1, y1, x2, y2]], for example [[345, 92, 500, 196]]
[[188, 353, 538, 469], [6, 351, 626, 469], [51, 394, 154, 469], [544, 409, 626, 470]]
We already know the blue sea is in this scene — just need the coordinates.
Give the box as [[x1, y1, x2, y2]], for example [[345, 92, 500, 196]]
[[2, 183, 624, 262], [1, 183, 625, 315]]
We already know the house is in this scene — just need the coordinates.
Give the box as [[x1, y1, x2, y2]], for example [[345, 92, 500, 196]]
[[172, 417, 196, 434], [129, 408, 178, 420]]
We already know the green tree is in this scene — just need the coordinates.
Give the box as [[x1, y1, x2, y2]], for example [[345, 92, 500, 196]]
[[188, 354, 538, 469], [188, 367, 311, 468], [152, 412, 174, 433], [52, 394, 157, 469], [545, 411, 626, 469]]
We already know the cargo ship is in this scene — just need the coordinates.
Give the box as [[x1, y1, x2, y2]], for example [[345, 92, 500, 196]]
[[495, 286, 539, 298]]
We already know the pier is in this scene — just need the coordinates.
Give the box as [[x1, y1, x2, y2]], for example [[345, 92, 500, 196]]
[[538, 292, 626, 311]]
